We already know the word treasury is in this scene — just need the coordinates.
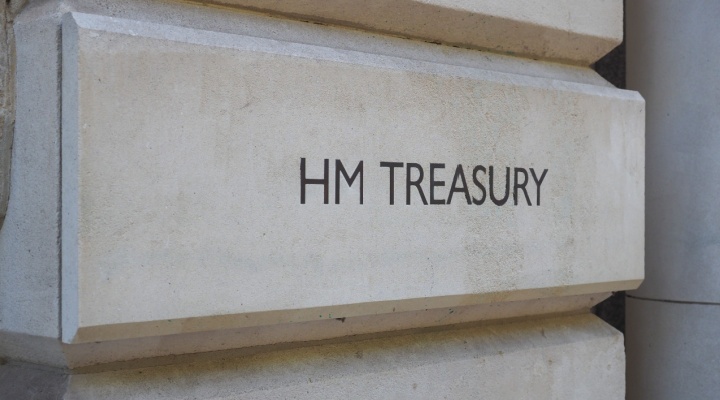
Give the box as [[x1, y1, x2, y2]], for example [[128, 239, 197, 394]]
[[300, 158, 548, 206]]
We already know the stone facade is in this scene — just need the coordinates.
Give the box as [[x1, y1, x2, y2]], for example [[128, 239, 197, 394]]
[[1, 1, 645, 398]]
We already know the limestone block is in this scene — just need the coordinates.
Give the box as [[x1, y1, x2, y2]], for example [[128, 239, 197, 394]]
[[0, 314, 626, 400], [60, 12, 644, 345], [204, 0, 623, 64], [62, 293, 611, 368], [0, 10, 62, 339]]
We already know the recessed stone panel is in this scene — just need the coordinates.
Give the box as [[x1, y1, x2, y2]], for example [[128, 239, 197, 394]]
[[61, 12, 644, 343]]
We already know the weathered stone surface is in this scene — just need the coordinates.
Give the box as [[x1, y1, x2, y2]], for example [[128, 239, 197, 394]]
[[0, 361, 69, 400], [203, 0, 623, 64], [61, 314, 623, 400], [0, 314, 625, 399], [0, 1, 9, 229], [0, 8, 62, 341], [0, 0, 26, 231], [60, 12, 644, 344], [0, 5, 638, 400], [0, 0, 604, 340], [70, 293, 611, 368]]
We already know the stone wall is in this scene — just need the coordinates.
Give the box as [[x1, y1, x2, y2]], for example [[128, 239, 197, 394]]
[[0, 1, 642, 398]]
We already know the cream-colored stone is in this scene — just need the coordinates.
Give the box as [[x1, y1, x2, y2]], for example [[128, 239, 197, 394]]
[[1, 293, 607, 368], [1, 1, 640, 373], [0, 5, 635, 400], [58, 314, 624, 400], [203, 0, 622, 64], [0, 0, 617, 342], [59, 0, 613, 87], [0, 314, 626, 399], [71, 293, 608, 368], [60, 12, 644, 345]]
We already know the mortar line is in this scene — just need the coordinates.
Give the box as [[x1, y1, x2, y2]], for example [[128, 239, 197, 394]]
[[627, 294, 720, 307]]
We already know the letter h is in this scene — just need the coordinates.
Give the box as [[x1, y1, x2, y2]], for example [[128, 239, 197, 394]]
[[300, 158, 329, 204]]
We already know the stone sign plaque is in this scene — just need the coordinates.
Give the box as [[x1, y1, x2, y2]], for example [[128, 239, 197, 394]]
[[61, 13, 644, 343]]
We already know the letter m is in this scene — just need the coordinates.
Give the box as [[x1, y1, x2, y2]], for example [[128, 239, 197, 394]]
[[335, 160, 363, 204]]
